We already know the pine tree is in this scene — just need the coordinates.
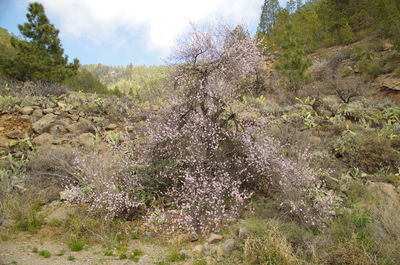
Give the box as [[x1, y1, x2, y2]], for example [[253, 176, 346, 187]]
[[257, 0, 281, 36], [1, 2, 79, 82], [276, 23, 311, 94]]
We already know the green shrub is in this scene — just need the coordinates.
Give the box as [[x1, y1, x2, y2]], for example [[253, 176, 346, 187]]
[[64, 69, 109, 94], [15, 216, 43, 232], [334, 129, 399, 173], [68, 239, 85, 252], [39, 250, 51, 258], [132, 249, 144, 256], [166, 251, 187, 262], [67, 256, 75, 261], [103, 250, 114, 256]]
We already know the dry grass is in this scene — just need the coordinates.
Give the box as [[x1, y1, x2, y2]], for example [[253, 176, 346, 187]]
[[239, 219, 303, 265]]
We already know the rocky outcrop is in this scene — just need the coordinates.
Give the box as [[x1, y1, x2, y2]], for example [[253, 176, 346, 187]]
[[374, 74, 400, 91], [32, 114, 57, 133]]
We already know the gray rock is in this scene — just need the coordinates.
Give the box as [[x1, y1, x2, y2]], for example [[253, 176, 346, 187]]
[[32, 133, 54, 146], [66, 118, 92, 135], [69, 114, 79, 121], [42, 108, 54, 114], [208, 233, 223, 244], [58, 117, 72, 128], [52, 137, 70, 145], [49, 124, 67, 137], [220, 239, 235, 256], [20, 115, 30, 121], [190, 233, 199, 242], [106, 123, 118, 130], [31, 109, 43, 122], [32, 114, 56, 133], [20, 106, 34, 115]]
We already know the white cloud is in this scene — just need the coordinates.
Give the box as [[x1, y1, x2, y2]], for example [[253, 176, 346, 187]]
[[33, 0, 265, 52]]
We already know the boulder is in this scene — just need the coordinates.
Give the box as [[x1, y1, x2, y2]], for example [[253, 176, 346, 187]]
[[20, 106, 34, 115], [69, 114, 79, 121], [221, 239, 235, 256], [32, 113, 56, 133], [58, 117, 72, 128], [374, 74, 400, 91], [49, 124, 67, 137], [32, 133, 54, 146], [106, 123, 118, 130], [31, 109, 43, 122], [208, 233, 223, 244], [383, 42, 394, 51], [66, 117, 92, 135], [42, 108, 54, 114], [20, 115, 30, 121]]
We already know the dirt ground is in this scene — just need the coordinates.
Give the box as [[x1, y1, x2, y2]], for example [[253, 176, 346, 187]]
[[0, 233, 171, 265]]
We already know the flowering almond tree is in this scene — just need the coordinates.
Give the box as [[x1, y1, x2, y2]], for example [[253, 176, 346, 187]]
[[144, 24, 265, 233], [144, 24, 338, 234]]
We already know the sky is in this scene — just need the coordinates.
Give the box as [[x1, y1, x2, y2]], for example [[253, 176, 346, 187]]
[[0, 0, 286, 66]]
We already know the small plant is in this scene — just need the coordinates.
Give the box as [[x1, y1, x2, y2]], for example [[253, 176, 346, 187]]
[[103, 250, 114, 256], [15, 216, 43, 233], [166, 251, 188, 262], [48, 218, 63, 227], [119, 253, 127, 259], [67, 255, 75, 261], [132, 249, 144, 256], [193, 259, 207, 265], [68, 239, 85, 252], [39, 250, 51, 258], [131, 229, 140, 240]]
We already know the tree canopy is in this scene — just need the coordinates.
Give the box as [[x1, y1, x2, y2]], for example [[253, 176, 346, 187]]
[[0, 2, 79, 82]]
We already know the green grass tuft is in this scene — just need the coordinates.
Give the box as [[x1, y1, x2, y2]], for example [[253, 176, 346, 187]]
[[166, 251, 188, 262], [39, 250, 51, 258], [68, 239, 85, 252]]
